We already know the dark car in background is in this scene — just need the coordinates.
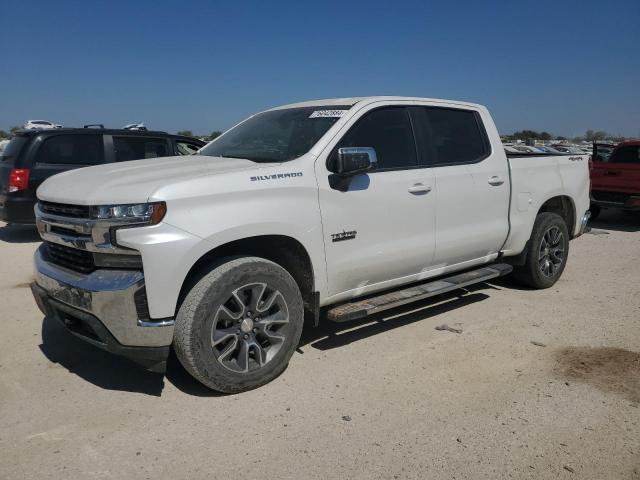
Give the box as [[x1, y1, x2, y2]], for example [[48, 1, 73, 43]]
[[0, 128, 205, 224]]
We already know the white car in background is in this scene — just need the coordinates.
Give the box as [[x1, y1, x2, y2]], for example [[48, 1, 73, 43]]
[[0, 139, 9, 154], [22, 120, 62, 130]]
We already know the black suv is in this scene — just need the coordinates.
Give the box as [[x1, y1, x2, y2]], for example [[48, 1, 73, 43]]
[[0, 128, 205, 224]]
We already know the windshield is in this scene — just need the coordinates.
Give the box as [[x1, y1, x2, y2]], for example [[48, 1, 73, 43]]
[[198, 105, 351, 162]]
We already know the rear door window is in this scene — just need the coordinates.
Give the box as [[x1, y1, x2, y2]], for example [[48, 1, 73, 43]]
[[411, 107, 489, 166], [113, 136, 170, 162], [35, 135, 104, 165]]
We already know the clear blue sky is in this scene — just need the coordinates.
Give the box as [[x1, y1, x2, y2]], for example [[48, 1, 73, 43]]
[[2, 0, 639, 137]]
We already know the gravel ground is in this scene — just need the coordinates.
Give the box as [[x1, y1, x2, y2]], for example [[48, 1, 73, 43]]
[[0, 211, 638, 480]]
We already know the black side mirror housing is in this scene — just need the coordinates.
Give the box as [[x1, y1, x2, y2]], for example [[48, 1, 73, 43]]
[[334, 147, 377, 175], [329, 147, 377, 191]]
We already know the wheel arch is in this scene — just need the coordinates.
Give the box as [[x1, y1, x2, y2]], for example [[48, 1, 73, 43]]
[[177, 235, 318, 317], [538, 195, 576, 237], [505, 194, 577, 267]]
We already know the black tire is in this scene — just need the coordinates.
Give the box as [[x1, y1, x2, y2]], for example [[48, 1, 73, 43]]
[[589, 205, 601, 221], [174, 256, 304, 393], [513, 212, 570, 289]]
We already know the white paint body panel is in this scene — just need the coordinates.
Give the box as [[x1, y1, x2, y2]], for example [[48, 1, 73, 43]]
[[36, 96, 590, 319], [502, 154, 590, 254]]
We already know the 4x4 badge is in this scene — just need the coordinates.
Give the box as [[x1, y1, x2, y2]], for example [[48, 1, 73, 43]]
[[331, 230, 357, 242]]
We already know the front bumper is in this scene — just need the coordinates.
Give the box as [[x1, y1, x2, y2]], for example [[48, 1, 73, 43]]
[[31, 246, 174, 370]]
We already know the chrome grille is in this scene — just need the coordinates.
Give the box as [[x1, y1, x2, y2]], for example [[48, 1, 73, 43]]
[[36, 202, 144, 265], [39, 201, 91, 218]]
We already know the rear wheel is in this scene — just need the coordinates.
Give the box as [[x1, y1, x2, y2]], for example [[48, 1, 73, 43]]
[[174, 256, 304, 393], [513, 212, 569, 289], [589, 205, 601, 221]]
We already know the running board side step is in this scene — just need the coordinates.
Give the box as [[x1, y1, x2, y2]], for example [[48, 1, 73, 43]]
[[326, 263, 513, 323]]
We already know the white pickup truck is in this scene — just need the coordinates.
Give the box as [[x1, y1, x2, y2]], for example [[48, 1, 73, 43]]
[[31, 97, 590, 392]]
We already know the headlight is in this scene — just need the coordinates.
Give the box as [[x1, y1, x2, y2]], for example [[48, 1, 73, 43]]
[[92, 202, 167, 225]]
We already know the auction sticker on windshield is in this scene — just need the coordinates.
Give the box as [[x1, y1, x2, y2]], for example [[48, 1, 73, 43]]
[[309, 110, 348, 118]]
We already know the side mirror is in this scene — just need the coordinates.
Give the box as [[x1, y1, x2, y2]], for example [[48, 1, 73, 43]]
[[334, 147, 377, 175]]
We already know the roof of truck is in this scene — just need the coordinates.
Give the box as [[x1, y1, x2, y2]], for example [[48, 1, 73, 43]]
[[268, 96, 484, 111]]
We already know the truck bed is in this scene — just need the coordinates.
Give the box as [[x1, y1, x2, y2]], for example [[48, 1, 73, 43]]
[[501, 152, 590, 256]]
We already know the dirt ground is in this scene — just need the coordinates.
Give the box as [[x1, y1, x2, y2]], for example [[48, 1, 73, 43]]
[[0, 211, 638, 480]]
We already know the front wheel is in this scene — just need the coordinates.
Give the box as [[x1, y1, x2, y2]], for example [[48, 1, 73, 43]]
[[174, 256, 304, 393], [513, 212, 570, 289]]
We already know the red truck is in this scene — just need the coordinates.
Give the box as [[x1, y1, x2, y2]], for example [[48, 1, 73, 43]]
[[590, 140, 640, 219]]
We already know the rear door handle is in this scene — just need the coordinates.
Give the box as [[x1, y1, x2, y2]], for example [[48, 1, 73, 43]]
[[488, 176, 505, 186], [408, 183, 432, 195]]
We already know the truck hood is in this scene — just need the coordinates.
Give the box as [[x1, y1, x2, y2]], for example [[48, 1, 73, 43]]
[[37, 155, 269, 205]]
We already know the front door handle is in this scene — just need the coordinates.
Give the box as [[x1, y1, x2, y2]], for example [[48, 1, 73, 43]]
[[408, 183, 432, 195], [488, 176, 505, 186]]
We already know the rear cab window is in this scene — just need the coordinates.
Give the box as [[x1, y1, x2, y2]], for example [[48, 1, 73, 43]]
[[410, 106, 490, 166], [35, 134, 104, 165], [113, 136, 170, 162]]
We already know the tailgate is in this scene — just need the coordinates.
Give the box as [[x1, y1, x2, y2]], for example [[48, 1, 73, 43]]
[[503, 154, 590, 255]]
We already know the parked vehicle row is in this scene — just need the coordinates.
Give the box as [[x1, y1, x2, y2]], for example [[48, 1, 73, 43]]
[[503, 143, 592, 155], [28, 96, 591, 392], [504, 145, 565, 154], [552, 144, 591, 155], [0, 127, 205, 224]]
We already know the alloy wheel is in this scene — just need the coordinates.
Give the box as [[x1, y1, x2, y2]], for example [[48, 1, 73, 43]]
[[211, 283, 289, 373], [538, 226, 565, 277]]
